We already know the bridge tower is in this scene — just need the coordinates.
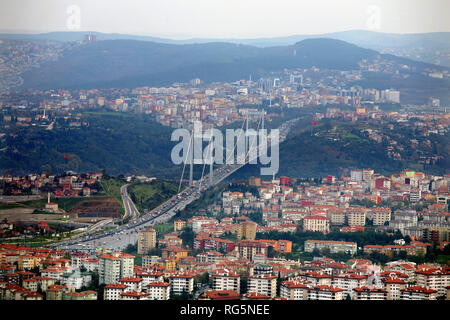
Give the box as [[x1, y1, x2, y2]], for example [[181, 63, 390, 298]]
[[261, 108, 264, 130], [189, 130, 194, 186]]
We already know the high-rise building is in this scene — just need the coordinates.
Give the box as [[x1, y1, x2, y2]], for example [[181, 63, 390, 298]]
[[381, 89, 400, 103], [137, 227, 157, 254], [234, 221, 257, 240], [84, 34, 97, 44], [235, 240, 267, 261], [350, 169, 363, 182], [99, 252, 134, 285]]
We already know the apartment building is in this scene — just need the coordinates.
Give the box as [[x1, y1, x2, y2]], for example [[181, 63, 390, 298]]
[[211, 269, 241, 294], [168, 274, 194, 295], [235, 240, 267, 262], [382, 277, 406, 300], [304, 240, 357, 255], [280, 280, 308, 300], [303, 215, 330, 233], [353, 286, 387, 300], [136, 270, 164, 288], [118, 277, 143, 293], [328, 209, 346, 226], [307, 285, 343, 300], [146, 281, 171, 300], [120, 291, 149, 300], [332, 273, 367, 299], [233, 221, 257, 240], [400, 286, 437, 300], [371, 208, 391, 226], [103, 283, 128, 300], [346, 209, 366, 226], [173, 220, 186, 232], [99, 252, 134, 285], [248, 274, 277, 298], [415, 267, 450, 297], [137, 227, 157, 254]]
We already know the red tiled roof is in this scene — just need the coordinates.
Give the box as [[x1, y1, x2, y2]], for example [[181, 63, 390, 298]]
[[147, 281, 170, 287], [104, 284, 128, 289]]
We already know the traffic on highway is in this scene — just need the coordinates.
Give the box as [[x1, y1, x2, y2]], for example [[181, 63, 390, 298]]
[[50, 117, 301, 251]]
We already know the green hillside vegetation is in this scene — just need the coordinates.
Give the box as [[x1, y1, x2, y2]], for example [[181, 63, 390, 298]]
[[128, 179, 178, 213], [235, 118, 448, 179], [19, 38, 447, 95], [0, 112, 180, 177]]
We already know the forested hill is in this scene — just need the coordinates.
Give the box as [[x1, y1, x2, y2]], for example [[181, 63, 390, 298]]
[[19, 38, 443, 90], [0, 112, 179, 177]]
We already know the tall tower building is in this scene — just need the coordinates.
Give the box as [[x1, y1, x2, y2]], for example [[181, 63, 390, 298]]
[[137, 227, 157, 254]]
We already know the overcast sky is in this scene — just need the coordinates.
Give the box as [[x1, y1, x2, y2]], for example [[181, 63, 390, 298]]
[[0, 0, 449, 39]]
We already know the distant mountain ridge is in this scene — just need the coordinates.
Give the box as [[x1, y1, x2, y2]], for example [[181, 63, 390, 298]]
[[18, 37, 446, 91], [2, 29, 449, 66]]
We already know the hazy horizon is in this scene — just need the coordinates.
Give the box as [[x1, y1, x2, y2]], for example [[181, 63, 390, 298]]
[[0, 0, 449, 40], [1, 28, 449, 41]]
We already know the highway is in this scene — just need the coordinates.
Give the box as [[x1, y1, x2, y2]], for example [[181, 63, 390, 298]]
[[50, 117, 301, 251], [120, 184, 140, 221]]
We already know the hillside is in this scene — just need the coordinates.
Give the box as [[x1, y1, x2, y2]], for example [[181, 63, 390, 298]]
[[4, 30, 449, 67], [234, 118, 449, 179], [19, 37, 442, 91], [0, 112, 179, 177]]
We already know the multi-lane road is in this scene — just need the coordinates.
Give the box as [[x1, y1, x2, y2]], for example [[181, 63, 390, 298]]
[[120, 184, 140, 221], [50, 117, 301, 251]]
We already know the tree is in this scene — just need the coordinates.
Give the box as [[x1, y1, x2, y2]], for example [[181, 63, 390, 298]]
[[312, 248, 321, 257], [240, 275, 248, 294], [180, 227, 195, 249], [124, 242, 137, 254], [196, 272, 210, 286]]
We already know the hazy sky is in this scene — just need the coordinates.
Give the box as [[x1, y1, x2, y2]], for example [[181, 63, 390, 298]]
[[0, 0, 449, 39]]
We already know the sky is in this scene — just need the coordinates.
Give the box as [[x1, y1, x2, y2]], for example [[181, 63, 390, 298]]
[[0, 0, 449, 39]]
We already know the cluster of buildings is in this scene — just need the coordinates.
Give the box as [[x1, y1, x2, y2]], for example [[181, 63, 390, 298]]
[[321, 105, 448, 163], [201, 169, 450, 245], [0, 172, 102, 199], [3, 241, 449, 300], [0, 243, 98, 300]]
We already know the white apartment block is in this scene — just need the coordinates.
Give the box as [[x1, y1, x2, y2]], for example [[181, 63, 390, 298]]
[[120, 291, 149, 300], [400, 286, 437, 300], [99, 253, 134, 285], [211, 269, 241, 294], [307, 285, 343, 300], [138, 271, 164, 288], [248, 274, 277, 298], [169, 274, 194, 295], [146, 282, 171, 300], [119, 277, 143, 293], [382, 278, 406, 300], [415, 268, 450, 297], [332, 273, 367, 299], [304, 240, 358, 255], [104, 284, 128, 300], [353, 287, 387, 300], [280, 280, 308, 300]]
